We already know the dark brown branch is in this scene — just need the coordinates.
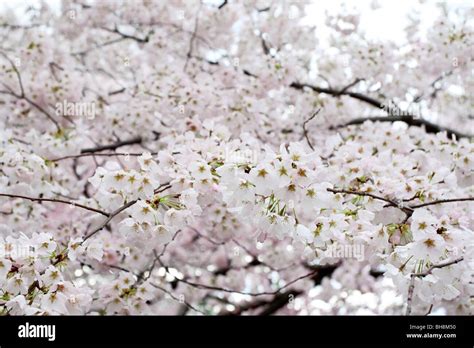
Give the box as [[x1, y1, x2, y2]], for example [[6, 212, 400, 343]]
[[302, 108, 321, 151], [217, 0, 228, 9], [154, 182, 172, 194], [223, 263, 340, 316], [108, 87, 126, 96], [83, 199, 137, 241], [327, 188, 414, 215], [425, 304, 434, 316], [0, 193, 109, 216], [80, 136, 143, 154], [290, 81, 385, 109], [0, 23, 42, 30], [336, 116, 470, 139], [189, 226, 227, 246], [72, 37, 128, 56], [290, 81, 470, 139], [328, 188, 472, 221], [306, 262, 341, 285], [410, 197, 473, 209], [414, 70, 454, 102], [22, 95, 62, 131], [51, 151, 157, 162], [101, 26, 150, 44], [339, 78, 364, 94], [258, 290, 302, 316]]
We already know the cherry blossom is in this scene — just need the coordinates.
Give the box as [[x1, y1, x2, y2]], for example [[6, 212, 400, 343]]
[[0, 0, 472, 316]]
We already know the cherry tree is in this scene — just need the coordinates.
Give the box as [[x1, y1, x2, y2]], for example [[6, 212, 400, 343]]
[[0, 0, 472, 316]]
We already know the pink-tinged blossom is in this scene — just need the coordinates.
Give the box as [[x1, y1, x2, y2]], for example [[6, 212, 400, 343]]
[[0, 1, 472, 316]]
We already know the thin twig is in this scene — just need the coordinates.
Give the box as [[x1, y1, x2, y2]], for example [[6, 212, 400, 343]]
[[338, 78, 364, 95], [302, 108, 321, 151], [0, 51, 24, 96], [150, 283, 205, 315], [176, 268, 320, 297], [410, 197, 473, 209], [0, 51, 61, 131], [101, 25, 150, 44], [154, 183, 172, 194], [184, 4, 202, 72], [83, 199, 137, 241], [327, 188, 414, 215], [0, 193, 109, 216]]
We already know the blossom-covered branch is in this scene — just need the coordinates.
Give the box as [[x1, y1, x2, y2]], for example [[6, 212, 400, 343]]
[[406, 257, 464, 315], [0, 0, 472, 317]]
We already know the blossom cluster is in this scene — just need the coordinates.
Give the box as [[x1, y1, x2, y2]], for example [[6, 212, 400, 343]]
[[0, 0, 472, 316]]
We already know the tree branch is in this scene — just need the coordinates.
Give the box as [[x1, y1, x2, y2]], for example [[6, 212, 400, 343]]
[[0, 51, 24, 96], [327, 188, 472, 218], [410, 197, 473, 209], [80, 136, 143, 153], [290, 81, 386, 109], [0, 51, 61, 131], [335, 116, 470, 139], [412, 257, 464, 278], [257, 290, 302, 316], [83, 199, 137, 241], [302, 108, 321, 151], [223, 263, 340, 315], [406, 257, 464, 315], [217, 0, 228, 10], [327, 188, 414, 215], [290, 81, 471, 139], [50, 151, 157, 162], [0, 193, 109, 216], [184, 4, 202, 72], [150, 282, 205, 315], [101, 25, 150, 44], [175, 267, 321, 297]]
